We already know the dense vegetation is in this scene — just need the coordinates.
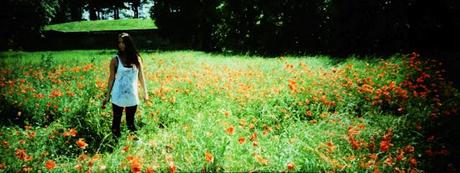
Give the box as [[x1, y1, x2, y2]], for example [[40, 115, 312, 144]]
[[0, 50, 458, 172], [151, 0, 460, 55]]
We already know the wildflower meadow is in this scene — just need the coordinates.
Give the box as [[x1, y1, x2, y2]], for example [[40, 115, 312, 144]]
[[0, 50, 459, 172]]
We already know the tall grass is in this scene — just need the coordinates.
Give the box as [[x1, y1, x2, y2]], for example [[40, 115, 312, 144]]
[[0, 50, 458, 172]]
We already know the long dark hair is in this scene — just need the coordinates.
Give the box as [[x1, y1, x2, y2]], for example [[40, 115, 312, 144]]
[[117, 32, 140, 67]]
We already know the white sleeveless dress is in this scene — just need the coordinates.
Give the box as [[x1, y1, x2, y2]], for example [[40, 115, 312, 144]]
[[111, 55, 140, 107]]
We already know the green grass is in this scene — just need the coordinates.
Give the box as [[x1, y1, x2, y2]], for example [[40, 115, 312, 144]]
[[44, 18, 156, 32], [0, 50, 458, 172]]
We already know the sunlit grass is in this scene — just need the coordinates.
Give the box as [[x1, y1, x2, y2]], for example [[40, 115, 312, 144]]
[[0, 50, 458, 172], [44, 18, 156, 32]]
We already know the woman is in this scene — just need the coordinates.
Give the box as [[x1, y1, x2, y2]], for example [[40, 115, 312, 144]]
[[102, 32, 149, 140]]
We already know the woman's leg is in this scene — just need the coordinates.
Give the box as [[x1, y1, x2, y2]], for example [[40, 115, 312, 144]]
[[112, 103, 124, 139], [125, 105, 137, 133]]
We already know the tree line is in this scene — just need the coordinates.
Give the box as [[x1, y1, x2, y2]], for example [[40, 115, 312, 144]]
[[56, 0, 146, 22], [1, 0, 459, 56], [151, 0, 460, 56], [1, 0, 147, 50], [52, 0, 145, 22]]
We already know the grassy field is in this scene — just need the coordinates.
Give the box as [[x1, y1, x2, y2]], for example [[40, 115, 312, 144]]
[[0, 50, 458, 172], [44, 18, 156, 32]]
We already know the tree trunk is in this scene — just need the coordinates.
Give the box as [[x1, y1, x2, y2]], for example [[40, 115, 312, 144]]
[[114, 7, 120, 19], [69, 0, 83, 21], [133, 0, 140, 18], [134, 8, 139, 18], [89, 0, 98, 20], [70, 7, 83, 21]]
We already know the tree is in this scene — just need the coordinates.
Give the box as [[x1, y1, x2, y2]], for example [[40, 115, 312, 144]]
[[1, 0, 60, 50], [150, 0, 220, 50], [149, 0, 459, 55], [408, 0, 459, 51], [112, 0, 127, 19], [212, 0, 327, 55], [327, 0, 411, 54], [52, 0, 85, 23], [131, 0, 141, 18], [211, 0, 261, 52], [69, 0, 85, 21]]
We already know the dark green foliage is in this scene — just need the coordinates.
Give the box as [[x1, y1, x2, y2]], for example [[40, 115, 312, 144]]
[[150, 0, 220, 50], [150, 0, 460, 56], [0, 0, 152, 50], [0, 0, 60, 50], [2, 0, 459, 55], [51, 0, 85, 23]]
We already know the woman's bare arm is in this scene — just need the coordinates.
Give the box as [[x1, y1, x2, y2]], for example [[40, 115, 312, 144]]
[[138, 56, 148, 100], [105, 58, 117, 101]]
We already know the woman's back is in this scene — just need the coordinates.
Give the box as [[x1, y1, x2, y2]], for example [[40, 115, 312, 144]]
[[111, 55, 139, 107]]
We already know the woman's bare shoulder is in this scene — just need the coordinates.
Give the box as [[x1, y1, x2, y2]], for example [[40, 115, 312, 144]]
[[110, 56, 118, 67], [137, 54, 144, 66]]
